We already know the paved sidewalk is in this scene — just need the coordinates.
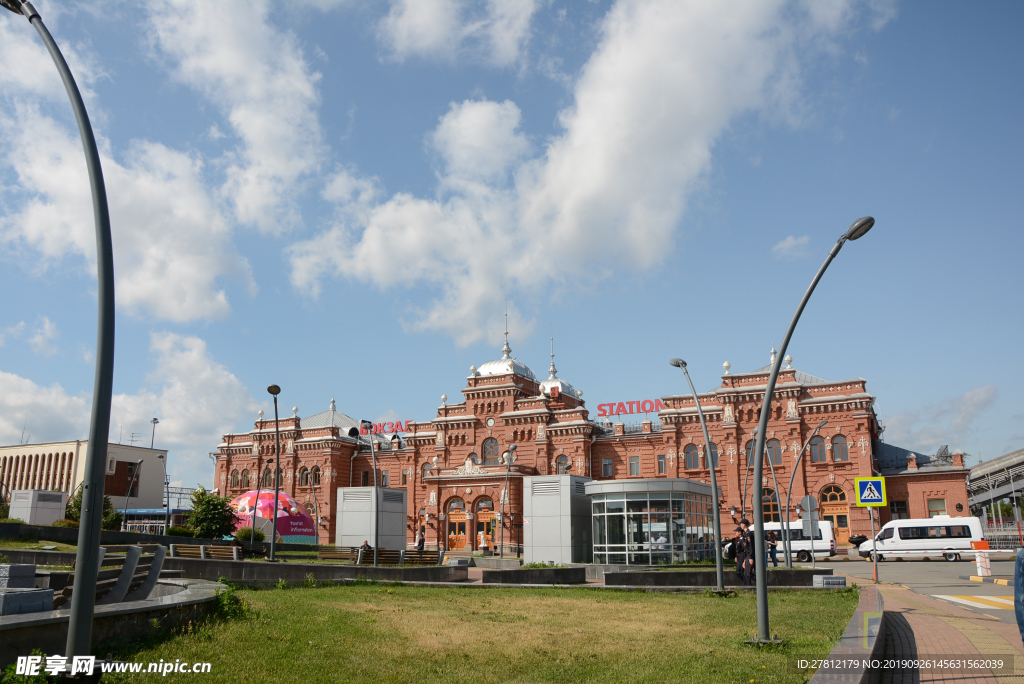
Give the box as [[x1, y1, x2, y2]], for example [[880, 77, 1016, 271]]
[[857, 582, 1024, 683]]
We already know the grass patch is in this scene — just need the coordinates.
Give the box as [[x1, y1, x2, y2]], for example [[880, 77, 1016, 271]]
[[98, 584, 857, 683], [0, 538, 78, 553]]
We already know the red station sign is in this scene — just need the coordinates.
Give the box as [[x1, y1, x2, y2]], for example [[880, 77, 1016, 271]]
[[360, 420, 412, 435], [596, 399, 664, 418]]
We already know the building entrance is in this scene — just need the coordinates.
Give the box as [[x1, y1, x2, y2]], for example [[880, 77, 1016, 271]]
[[821, 485, 850, 544], [446, 498, 468, 550], [474, 497, 495, 551]]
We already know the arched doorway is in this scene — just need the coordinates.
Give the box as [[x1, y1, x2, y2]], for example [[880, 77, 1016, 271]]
[[446, 498, 468, 551], [820, 485, 850, 544], [475, 497, 495, 552]]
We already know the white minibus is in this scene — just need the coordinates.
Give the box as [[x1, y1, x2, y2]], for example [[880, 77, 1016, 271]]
[[857, 516, 983, 561], [765, 520, 837, 562]]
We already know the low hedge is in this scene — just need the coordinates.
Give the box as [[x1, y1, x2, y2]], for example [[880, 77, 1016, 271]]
[[167, 526, 194, 538], [51, 519, 79, 528]]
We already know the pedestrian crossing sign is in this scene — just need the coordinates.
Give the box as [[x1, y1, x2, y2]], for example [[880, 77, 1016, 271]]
[[855, 478, 886, 506]]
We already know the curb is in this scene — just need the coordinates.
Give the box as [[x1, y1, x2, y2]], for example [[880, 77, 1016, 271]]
[[808, 585, 885, 684], [960, 574, 1014, 586]]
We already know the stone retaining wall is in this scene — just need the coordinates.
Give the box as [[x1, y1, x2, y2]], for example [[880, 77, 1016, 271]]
[[604, 568, 834, 587], [481, 567, 586, 584]]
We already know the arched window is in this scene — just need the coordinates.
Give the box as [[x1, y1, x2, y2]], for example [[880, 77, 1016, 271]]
[[299, 467, 310, 486], [467, 452, 479, 465], [810, 436, 827, 463], [707, 443, 719, 468], [483, 439, 500, 465], [684, 444, 700, 470], [821, 485, 847, 502], [312, 466, 321, 485], [762, 488, 780, 522], [476, 497, 494, 512], [304, 503, 315, 518], [230, 470, 239, 488], [555, 455, 569, 474], [447, 498, 465, 513], [745, 440, 755, 465], [832, 436, 849, 462], [261, 468, 273, 487], [767, 440, 782, 465], [422, 463, 431, 480], [240, 470, 250, 489]]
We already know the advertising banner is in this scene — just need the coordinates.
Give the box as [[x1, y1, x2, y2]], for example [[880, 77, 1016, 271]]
[[229, 491, 317, 544]]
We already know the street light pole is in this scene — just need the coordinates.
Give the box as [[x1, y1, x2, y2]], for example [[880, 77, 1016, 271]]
[[750, 216, 875, 644], [121, 460, 144, 530], [267, 385, 282, 562], [670, 359, 724, 592], [1, 0, 116, 659], [783, 420, 828, 568], [150, 418, 159, 449], [500, 445, 517, 559], [361, 420, 379, 566]]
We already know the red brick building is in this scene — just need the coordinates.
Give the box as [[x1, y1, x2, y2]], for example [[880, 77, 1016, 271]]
[[213, 340, 969, 548]]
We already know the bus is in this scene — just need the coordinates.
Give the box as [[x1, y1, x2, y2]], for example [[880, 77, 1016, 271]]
[[857, 516, 984, 561]]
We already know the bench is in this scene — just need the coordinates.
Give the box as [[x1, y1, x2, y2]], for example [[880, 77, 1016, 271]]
[[356, 549, 404, 566], [402, 550, 443, 566], [53, 544, 166, 609], [168, 544, 240, 560], [317, 547, 360, 563]]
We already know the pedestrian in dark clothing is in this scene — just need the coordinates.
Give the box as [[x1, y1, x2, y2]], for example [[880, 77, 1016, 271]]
[[731, 527, 744, 580], [738, 519, 755, 586], [766, 531, 779, 567], [415, 534, 425, 551]]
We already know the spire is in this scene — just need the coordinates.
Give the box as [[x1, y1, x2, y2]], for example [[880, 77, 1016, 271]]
[[501, 299, 511, 359], [329, 396, 336, 412], [548, 325, 558, 380], [770, 344, 777, 367]]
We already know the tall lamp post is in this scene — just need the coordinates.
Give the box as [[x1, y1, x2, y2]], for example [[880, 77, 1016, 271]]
[[121, 459, 144, 530], [500, 444, 517, 559], [2, 0, 115, 659], [749, 216, 875, 644], [782, 420, 828, 568], [150, 418, 159, 449], [669, 359, 724, 593], [156, 454, 170, 534], [360, 420, 379, 566], [267, 385, 283, 562]]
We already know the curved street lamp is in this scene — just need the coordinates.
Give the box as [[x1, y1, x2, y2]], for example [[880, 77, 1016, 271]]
[[121, 460, 144, 529], [267, 385, 282, 562], [1, 0, 116, 657], [360, 419, 379, 566], [750, 216, 875, 644], [783, 420, 828, 568], [669, 359, 724, 593]]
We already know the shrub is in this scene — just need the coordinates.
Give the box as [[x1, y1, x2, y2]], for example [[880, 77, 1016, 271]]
[[0, 518, 25, 524], [51, 519, 79, 528], [187, 486, 240, 540], [235, 527, 264, 543], [102, 509, 123, 531], [66, 485, 121, 531], [168, 526, 194, 538]]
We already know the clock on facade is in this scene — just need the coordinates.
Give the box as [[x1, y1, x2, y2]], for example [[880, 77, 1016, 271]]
[[486, 418, 495, 427]]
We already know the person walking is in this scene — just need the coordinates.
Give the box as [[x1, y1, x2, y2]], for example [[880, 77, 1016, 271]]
[[415, 533, 425, 551], [766, 530, 779, 568], [738, 519, 755, 586], [730, 527, 743, 580]]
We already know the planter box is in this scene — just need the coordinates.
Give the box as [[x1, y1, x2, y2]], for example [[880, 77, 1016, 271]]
[[0, 588, 54, 615], [604, 567, 833, 587], [481, 567, 586, 584]]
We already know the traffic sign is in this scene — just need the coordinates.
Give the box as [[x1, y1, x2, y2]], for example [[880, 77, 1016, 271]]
[[800, 495, 818, 512], [855, 477, 887, 506]]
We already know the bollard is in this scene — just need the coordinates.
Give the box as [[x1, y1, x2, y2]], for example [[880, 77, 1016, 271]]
[[1015, 549, 1024, 647]]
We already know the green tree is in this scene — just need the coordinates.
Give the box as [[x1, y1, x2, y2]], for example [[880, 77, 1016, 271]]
[[65, 484, 125, 530], [187, 486, 240, 540]]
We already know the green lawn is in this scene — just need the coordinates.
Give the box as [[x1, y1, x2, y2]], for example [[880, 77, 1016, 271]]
[[100, 583, 858, 683], [0, 539, 78, 553]]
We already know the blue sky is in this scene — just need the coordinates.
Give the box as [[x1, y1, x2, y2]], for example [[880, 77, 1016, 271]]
[[1, 1, 1021, 487]]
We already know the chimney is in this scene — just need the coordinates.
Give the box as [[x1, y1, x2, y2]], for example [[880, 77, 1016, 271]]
[[614, 422, 624, 436], [641, 420, 652, 433], [907, 454, 918, 470], [952, 450, 964, 467]]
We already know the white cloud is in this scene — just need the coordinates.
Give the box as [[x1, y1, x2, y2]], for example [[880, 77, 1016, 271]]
[[0, 331, 260, 487], [28, 316, 59, 356], [109, 332, 260, 487], [146, 1, 324, 232], [0, 105, 253, 322], [883, 385, 998, 454], [0, 321, 26, 347], [772, 234, 811, 259], [0, 18, 101, 104], [0, 371, 90, 446], [292, 1, 859, 345], [379, 0, 536, 67]]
